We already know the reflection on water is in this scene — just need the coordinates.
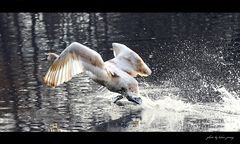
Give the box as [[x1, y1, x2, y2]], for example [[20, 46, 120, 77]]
[[0, 13, 240, 132]]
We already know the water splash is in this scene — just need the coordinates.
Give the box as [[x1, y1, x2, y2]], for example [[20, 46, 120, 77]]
[[126, 83, 240, 131], [214, 86, 240, 115]]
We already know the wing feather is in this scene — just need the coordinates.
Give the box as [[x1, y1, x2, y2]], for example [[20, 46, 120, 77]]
[[44, 42, 109, 88], [107, 43, 152, 77]]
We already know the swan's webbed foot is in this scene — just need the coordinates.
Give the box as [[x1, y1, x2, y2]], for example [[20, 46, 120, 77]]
[[126, 96, 142, 105], [113, 95, 124, 103]]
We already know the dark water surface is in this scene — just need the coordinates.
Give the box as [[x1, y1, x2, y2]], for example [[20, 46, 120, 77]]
[[0, 13, 240, 132]]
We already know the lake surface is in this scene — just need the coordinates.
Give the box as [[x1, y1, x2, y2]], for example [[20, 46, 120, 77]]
[[0, 13, 240, 132]]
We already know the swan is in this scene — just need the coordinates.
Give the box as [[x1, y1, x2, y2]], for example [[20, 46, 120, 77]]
[[43, 42, 152, 104]]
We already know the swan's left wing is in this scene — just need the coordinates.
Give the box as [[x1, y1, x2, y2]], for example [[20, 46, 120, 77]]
[[107, 43, 152, 77], [43, 42, 110, 88]]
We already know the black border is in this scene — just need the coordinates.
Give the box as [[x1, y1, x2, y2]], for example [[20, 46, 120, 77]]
[[1, 0, 240, 12], [2, 132, 240, 144]]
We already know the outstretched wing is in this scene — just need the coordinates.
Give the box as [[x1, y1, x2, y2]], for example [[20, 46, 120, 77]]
[[107, 43, 152, 77], [43, 42, 109, 88]]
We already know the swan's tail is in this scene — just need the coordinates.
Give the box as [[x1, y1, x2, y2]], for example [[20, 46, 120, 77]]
[[46, 53, 59, 62]]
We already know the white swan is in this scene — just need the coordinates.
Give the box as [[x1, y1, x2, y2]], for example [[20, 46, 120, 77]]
[[43, 42, 152, 104]]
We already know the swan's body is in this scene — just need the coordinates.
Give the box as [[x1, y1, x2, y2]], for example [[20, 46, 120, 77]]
[[43, 42, 151, 104]]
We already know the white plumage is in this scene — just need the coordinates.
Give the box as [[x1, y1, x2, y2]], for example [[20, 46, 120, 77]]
[[43, 42, 152, 104]]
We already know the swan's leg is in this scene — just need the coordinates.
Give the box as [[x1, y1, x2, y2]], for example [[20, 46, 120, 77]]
[[113, 95, 124, 103], [125, 95, 142, 105]]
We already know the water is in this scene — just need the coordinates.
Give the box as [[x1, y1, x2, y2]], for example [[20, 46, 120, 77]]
[[0, 13, 240, 132]]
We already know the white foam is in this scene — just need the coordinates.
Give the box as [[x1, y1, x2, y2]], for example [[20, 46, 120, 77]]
[[215, 86, 240, 115], [92, 83, 240, 131]]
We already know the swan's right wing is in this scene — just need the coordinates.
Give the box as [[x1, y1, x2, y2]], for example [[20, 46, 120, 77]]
[[43, 42, 109, 88], [107, 43, 152, 77]]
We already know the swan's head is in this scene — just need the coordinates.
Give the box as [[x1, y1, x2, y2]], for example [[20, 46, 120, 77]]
[[45, 53, 59, 62], [126, 91, 142, 105], [125, 83, 142, 105]]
